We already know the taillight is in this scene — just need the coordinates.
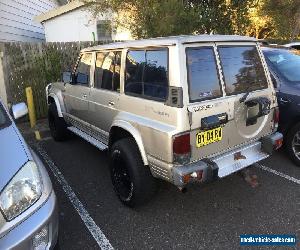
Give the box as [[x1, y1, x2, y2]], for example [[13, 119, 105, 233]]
[[173, 133, 191, 164], [273, 107, 280, 130]]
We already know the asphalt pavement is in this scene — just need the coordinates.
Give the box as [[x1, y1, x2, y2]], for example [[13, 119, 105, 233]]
[[20, 123, 300, 250]]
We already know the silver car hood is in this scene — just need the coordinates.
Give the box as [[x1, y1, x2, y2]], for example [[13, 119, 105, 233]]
[[0, 125, 29, 191]]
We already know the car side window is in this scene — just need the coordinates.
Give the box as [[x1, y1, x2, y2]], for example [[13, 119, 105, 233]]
[[125, 49, 168, 101], [125, 50, 145, 96], [292, 45, 300, 50], [94, 51, 121, 92], [186, 47, 222, 102], [94, 52, 108, 89], [74, 53, 92, 85], [101, 52, 115, 90], [113, 51, 121, 92]]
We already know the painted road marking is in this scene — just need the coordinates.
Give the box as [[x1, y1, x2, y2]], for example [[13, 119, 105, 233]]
[[255, 163, 300, 185], [34, 143, 114, 250]]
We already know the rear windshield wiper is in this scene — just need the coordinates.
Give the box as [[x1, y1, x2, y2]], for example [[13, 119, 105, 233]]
[[239, 85, 252, 103]]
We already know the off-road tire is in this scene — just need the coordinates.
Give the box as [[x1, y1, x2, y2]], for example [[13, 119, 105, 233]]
[[48, 103, 68, 141], [286, 122, 300, 167], [110, 138, 157, 207]]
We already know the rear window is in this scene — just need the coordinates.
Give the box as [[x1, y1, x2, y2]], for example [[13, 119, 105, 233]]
[[186, 47, 222, 102], [218, 46, 268, 95]]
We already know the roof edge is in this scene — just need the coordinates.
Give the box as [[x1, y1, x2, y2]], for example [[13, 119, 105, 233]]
[[34, 0, 85, 23]]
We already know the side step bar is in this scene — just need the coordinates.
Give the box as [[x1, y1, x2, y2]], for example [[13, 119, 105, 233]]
[[67, 126, 108, 151]]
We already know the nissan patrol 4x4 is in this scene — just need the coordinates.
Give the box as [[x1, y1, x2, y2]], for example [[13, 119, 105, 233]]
[[46, 35, 283, 207]]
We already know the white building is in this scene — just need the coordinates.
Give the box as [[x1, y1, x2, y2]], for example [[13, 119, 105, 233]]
[[0, 0, 60, 42], [34, 0, 132, 42]]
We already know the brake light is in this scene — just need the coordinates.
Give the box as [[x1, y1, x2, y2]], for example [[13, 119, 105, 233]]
[[273, 107, 280, 130], [173, 133, 191, 164]]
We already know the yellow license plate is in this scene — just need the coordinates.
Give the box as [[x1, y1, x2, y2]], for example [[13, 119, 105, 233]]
[[196, 127, 223, 147]]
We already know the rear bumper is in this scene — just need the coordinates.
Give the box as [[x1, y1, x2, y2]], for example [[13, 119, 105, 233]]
[[172, 132, 283, 187]]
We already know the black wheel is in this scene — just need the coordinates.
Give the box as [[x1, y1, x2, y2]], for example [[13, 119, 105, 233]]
[[48, 103, 68, 141], [110, 138, 157, 207], [286, 122, 300, 167]]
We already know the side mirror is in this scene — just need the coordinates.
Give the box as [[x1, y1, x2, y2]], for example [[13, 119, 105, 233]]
[[62, 71, 72, 84], [12, 102, 28, 120], [76, 72, 89, 85]]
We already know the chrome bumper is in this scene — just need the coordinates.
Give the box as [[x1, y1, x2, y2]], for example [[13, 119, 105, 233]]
[[172, 132, 283, 187]]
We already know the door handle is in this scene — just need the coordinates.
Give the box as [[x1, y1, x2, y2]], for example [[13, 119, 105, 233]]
[[82, 94, 87, 99], [108, 101, 115, 106]]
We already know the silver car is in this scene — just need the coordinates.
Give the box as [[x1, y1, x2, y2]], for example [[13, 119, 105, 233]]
[[47, 35, 283, 207], [0, 100, 58, 249]]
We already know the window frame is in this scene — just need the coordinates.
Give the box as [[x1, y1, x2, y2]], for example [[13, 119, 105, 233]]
[[93, 50, 122, 93], [72, 52, 93, 87], [217, 45, 268, 97], [124, 47, 170, 102], [185, 46, 223, 103]]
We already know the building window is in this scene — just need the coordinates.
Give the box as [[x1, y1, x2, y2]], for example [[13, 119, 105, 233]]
[[97, 20, 112, 40]]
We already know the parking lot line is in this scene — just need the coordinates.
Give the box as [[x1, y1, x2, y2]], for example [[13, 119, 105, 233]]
[[34, 143, 114, 250], [255, 163, 300, 185]]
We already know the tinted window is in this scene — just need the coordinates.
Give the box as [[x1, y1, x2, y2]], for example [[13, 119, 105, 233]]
[[101, 52, 114, 90], [94, 51, 121, 92], [125, 50, 145, 96], [125, 49, 168, 101], [113, 52, 121, 92], [218, 46, 267, 94], [292, 45, 300, 50], [144, 50, 168, 99], [264, 49, 300, 82], [95, 52, 107, 89], [186, 47, 222, 102], [75, 53, 92, 85]]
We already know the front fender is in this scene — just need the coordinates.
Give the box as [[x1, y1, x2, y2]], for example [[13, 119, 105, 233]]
[[48, 93, 64, 117], [111, 120, 148, 166]]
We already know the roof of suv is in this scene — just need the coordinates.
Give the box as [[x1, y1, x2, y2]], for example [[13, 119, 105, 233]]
[[82, 34, 257, 52]]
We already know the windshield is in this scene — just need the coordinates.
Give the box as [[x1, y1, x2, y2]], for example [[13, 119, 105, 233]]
[[0, 103, 10, 129], [263, 49, 300, 82]]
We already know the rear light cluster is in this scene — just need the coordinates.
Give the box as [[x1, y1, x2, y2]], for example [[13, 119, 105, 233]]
[[273, 107, 280, 131], [183, 170, 203, 184], [274, 137, 283, 150], [173, 133, 191, 164]]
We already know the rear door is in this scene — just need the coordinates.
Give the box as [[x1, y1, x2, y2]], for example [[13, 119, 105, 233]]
[[88, 50, 122, 134], [216, 42, 274, 148], [185, 44, 231, 160], [185, 42, 275, 162]]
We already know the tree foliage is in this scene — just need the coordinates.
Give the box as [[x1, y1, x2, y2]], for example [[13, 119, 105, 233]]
[[84, 0, 300, 41], [262, 0, 300, 40], [85, 0, 258, 38]]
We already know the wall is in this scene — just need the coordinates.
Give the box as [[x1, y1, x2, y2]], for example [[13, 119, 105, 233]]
[[43, 7, 132, 42], [0, 0, 58, 42]]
